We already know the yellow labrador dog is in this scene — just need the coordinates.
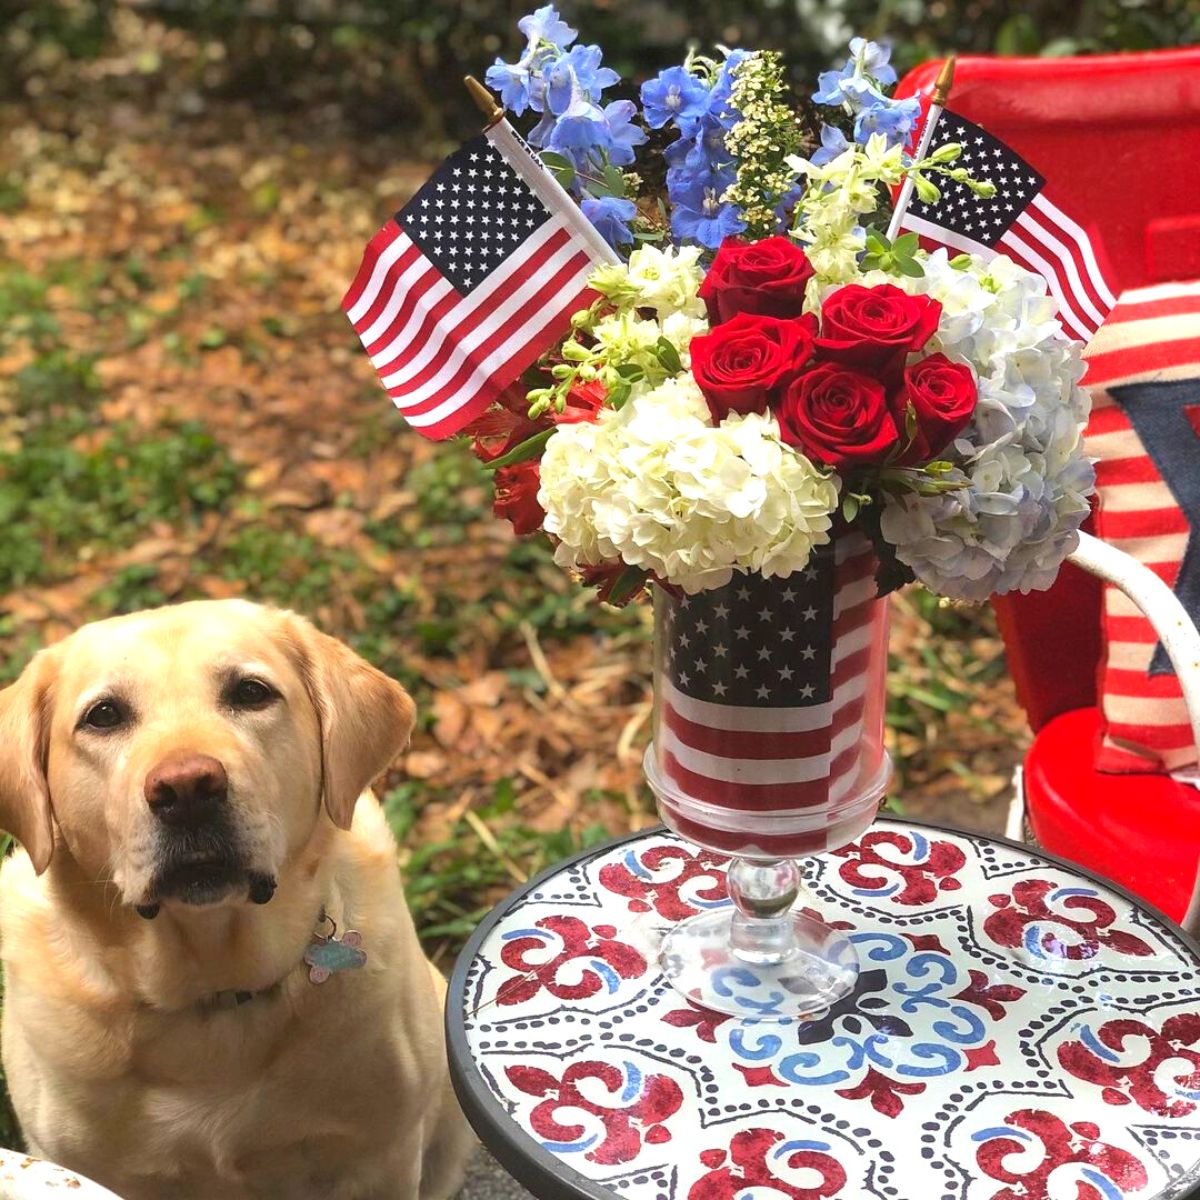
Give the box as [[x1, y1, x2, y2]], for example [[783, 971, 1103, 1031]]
[[0, 600, 473, 1200]]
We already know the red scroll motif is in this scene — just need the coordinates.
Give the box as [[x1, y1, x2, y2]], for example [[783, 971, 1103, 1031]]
[[976, 1110, 1148, 1200], [689, 1128, 848, 1200], [506, 1060, 683, 1166]]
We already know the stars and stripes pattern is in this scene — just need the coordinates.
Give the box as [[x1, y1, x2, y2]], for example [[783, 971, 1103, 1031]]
[[899, 110, 1117, 344], [343, 122, 613, 441], [1083, 280, 1200, 773], [657, 537, 886, 817]]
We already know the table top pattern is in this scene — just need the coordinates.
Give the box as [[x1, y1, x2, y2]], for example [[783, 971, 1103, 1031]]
[[449, 820, 1200, 1200]]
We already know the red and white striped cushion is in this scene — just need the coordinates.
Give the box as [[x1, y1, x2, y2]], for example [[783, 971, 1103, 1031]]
[[1084, 280, 1200, 773]]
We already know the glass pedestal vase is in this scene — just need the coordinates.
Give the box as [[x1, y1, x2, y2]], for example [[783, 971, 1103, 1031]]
[[644, 534, 891, 1019]]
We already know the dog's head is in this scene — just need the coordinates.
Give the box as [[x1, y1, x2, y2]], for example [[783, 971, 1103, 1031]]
[[0, 600, 414, 912]]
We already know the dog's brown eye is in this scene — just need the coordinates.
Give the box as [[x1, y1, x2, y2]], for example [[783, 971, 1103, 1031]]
[[229, 678, 277, 710], [82, 700, 126, 731]]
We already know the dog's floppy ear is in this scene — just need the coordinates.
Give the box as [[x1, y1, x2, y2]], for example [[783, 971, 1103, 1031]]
[[286, 616, 416, 830], [0, 651, 56, 874]]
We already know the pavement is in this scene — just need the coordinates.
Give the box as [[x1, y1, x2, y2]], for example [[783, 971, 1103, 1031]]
[[457, 1149, 537, 1200]]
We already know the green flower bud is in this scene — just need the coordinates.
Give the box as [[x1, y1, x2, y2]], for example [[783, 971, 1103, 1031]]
[[913, 174, 941, 205], [930, 142, 962, 164]]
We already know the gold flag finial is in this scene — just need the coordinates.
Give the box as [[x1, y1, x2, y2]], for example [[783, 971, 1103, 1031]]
[[464, 75, 504, 127], [932, 55, 956, 107]]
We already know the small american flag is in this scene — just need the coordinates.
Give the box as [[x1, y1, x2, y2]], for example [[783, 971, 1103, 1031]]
[[899, 110, 1117, 343], [343, 122, 615, 441], [658, 537, 882, 814]]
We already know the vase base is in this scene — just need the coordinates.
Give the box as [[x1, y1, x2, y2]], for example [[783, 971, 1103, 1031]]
[[658, 909, 858, 1020]]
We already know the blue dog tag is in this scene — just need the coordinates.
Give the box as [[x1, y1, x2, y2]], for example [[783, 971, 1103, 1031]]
[[304, 929, 367, 984]]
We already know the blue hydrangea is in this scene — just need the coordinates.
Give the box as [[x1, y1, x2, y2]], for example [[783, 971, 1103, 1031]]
[[581, 195, 637, 249]]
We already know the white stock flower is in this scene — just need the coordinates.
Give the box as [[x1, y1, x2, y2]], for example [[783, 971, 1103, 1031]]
[[588, 243, 706, 320], [538, 375, 838, 593]]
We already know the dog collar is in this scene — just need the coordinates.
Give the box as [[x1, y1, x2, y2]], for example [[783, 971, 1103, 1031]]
[[201, 907, 367, 1011]]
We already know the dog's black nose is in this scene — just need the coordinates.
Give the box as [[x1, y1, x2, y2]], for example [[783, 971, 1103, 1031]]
[[144, 754, 229, 827]]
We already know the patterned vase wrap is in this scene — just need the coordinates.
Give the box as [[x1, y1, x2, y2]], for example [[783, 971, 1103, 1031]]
[[647, 533, 891, 858]]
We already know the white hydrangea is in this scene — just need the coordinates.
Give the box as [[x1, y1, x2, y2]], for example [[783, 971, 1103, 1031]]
[[874, 250, 1095, 599], [538, 375, 839, 593]]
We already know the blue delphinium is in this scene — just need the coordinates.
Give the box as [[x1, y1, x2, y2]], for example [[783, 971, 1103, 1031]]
[[811, 37, 919, 160], [485, 5, 577, 115], [640, 66, 710, 130], [809, 124, 851, 166], [640, 52, 747, 249], [489, 8, 646, 249], [581, 195, 638, 249]]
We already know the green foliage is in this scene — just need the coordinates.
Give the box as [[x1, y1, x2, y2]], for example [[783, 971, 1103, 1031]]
[[389, 778, 611, 953], [6, 0, 1196, 147], [0, 409, 242, 593]]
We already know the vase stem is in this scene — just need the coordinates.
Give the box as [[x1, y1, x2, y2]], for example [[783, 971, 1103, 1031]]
[[728, 857, 801, 967]]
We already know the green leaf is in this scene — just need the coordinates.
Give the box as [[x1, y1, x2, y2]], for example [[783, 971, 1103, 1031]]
[[605, 565, 649, 607], [608, 379, 632, 409], [602, 164, 627, 195], [842, 494, 860, 522], [540, 152, 576, 190], [482, 428, 555, 471], [615, 362, 645, 381], [895, 256, 925, 278], [655, 336, 682, 375], [892, 232, 919, 257]]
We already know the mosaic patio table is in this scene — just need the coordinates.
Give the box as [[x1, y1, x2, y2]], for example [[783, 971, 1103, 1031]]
[[447, 818, 1200, 1200]]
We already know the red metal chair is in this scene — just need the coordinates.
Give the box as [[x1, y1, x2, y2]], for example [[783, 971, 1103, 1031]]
[[894, 50, 1200, 932]]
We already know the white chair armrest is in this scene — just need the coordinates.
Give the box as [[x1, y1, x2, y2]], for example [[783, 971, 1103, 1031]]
[[1067, 531, 1200, 934]]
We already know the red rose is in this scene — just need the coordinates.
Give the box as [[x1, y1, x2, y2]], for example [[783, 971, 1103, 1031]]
[[698, 236, 816, 325], [493, 461, 544, 535], [777, 362, 900, 469], [816, 284, 943, 378], [892, 353, 977, 465], [691, 312, 817, 421]]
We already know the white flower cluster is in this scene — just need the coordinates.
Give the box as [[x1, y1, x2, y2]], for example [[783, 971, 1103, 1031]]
[[786, 133, 909, 288], [875, 250, 1094, 601], [538, 375, 839, 593]]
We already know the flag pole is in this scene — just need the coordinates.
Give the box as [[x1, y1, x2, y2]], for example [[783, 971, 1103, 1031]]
[[886, 55, 956, 243], [464, 75, 505, 128], [462, 75, 622, 265]]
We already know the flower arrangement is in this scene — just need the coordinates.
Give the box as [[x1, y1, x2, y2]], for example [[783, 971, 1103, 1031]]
[[468, 10, 1094, 603]]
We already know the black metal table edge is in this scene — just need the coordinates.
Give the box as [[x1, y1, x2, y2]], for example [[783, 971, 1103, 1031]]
[[444, 816, 1200, 1200]]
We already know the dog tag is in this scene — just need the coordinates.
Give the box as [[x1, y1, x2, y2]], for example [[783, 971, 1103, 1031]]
[[304, 929, 367, 984]]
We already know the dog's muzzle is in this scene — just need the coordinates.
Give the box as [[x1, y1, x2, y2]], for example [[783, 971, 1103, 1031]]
[[137, 752, 277, 915]]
